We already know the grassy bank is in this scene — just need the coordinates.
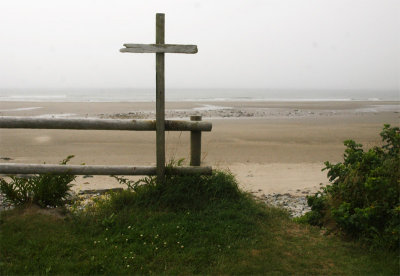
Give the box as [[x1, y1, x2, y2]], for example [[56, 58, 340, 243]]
[[0, 172, 398, 275]]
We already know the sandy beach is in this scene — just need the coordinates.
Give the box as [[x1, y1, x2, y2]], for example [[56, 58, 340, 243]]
[[0, 100, 398, 196]]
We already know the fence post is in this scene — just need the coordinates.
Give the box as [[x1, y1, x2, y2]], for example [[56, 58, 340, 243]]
[[156, 13, 166, 183], [190, 115, 202, 166]]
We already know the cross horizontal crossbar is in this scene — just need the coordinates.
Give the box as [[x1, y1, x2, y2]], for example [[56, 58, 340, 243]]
[[121, 44, 198, 54], [0, 163, 212, 175], [0, 117, 212, 132]]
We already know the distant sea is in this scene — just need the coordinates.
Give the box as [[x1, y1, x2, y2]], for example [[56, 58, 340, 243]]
[[0, 88, 398, 102]]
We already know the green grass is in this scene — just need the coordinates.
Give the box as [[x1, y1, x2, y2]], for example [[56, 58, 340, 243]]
[[0, 171, 398, 275]]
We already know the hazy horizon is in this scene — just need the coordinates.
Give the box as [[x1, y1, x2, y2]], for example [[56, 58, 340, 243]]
[[1, 87, 398, 102]]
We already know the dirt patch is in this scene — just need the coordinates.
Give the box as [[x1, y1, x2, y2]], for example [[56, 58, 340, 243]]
[[251, 249, 261, 256], [285, 223, 309, 237], [20, 204, 67, 219]]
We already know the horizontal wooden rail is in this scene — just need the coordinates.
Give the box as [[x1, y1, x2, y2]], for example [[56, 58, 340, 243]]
[[121, 44, 198, 54], [0, 163, 212, 175], [0, 117, 212, 132]]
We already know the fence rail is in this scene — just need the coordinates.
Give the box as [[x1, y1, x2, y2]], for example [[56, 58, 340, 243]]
[[0, 117, 212, 132], [0, 163, 212, 175]]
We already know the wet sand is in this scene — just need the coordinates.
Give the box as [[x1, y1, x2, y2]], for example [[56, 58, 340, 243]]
[[0, 100, 398, 196]]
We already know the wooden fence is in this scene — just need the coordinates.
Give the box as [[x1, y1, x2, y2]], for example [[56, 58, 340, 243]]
[[0, 115, 212, 176]]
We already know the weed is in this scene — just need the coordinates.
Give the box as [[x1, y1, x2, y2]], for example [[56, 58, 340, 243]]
[[0, 156, 75, 208]]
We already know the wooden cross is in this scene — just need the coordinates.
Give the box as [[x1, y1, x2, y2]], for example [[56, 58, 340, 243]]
[[120, 13, 198, 182]]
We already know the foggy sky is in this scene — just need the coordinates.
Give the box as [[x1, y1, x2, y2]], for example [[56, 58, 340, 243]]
[[0, 0, 399, 91]]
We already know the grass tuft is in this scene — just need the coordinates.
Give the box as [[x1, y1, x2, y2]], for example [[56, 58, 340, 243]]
[[108, 170, 243, 212]]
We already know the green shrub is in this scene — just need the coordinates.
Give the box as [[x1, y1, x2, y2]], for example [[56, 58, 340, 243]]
[[303, 125, 400, 249], [0, 156, 76, 208], [106, 168, 243, 212]]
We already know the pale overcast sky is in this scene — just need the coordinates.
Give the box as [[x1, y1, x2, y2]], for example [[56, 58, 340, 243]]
[[0, 0, 399, 91]]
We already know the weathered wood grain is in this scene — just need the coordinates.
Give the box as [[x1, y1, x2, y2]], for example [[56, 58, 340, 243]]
[[120, 44, 198, 54], [156, 13, 166, 182], [0, 163, 212, 175], [0, 117, 212, 132], [190, 115, 202, 166]]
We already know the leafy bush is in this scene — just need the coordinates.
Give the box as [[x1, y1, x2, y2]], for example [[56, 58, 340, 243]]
[[303, 125, 400, 249], [0, 156, 76, 208]]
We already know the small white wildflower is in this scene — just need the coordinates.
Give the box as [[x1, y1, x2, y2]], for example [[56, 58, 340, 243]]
[[128, 226, 131, 229], [127, 265, 130, 268]]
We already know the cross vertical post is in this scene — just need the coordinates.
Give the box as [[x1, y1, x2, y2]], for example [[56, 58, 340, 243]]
[[156, 13, 165, 183], [120, 13, 199, 184]]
